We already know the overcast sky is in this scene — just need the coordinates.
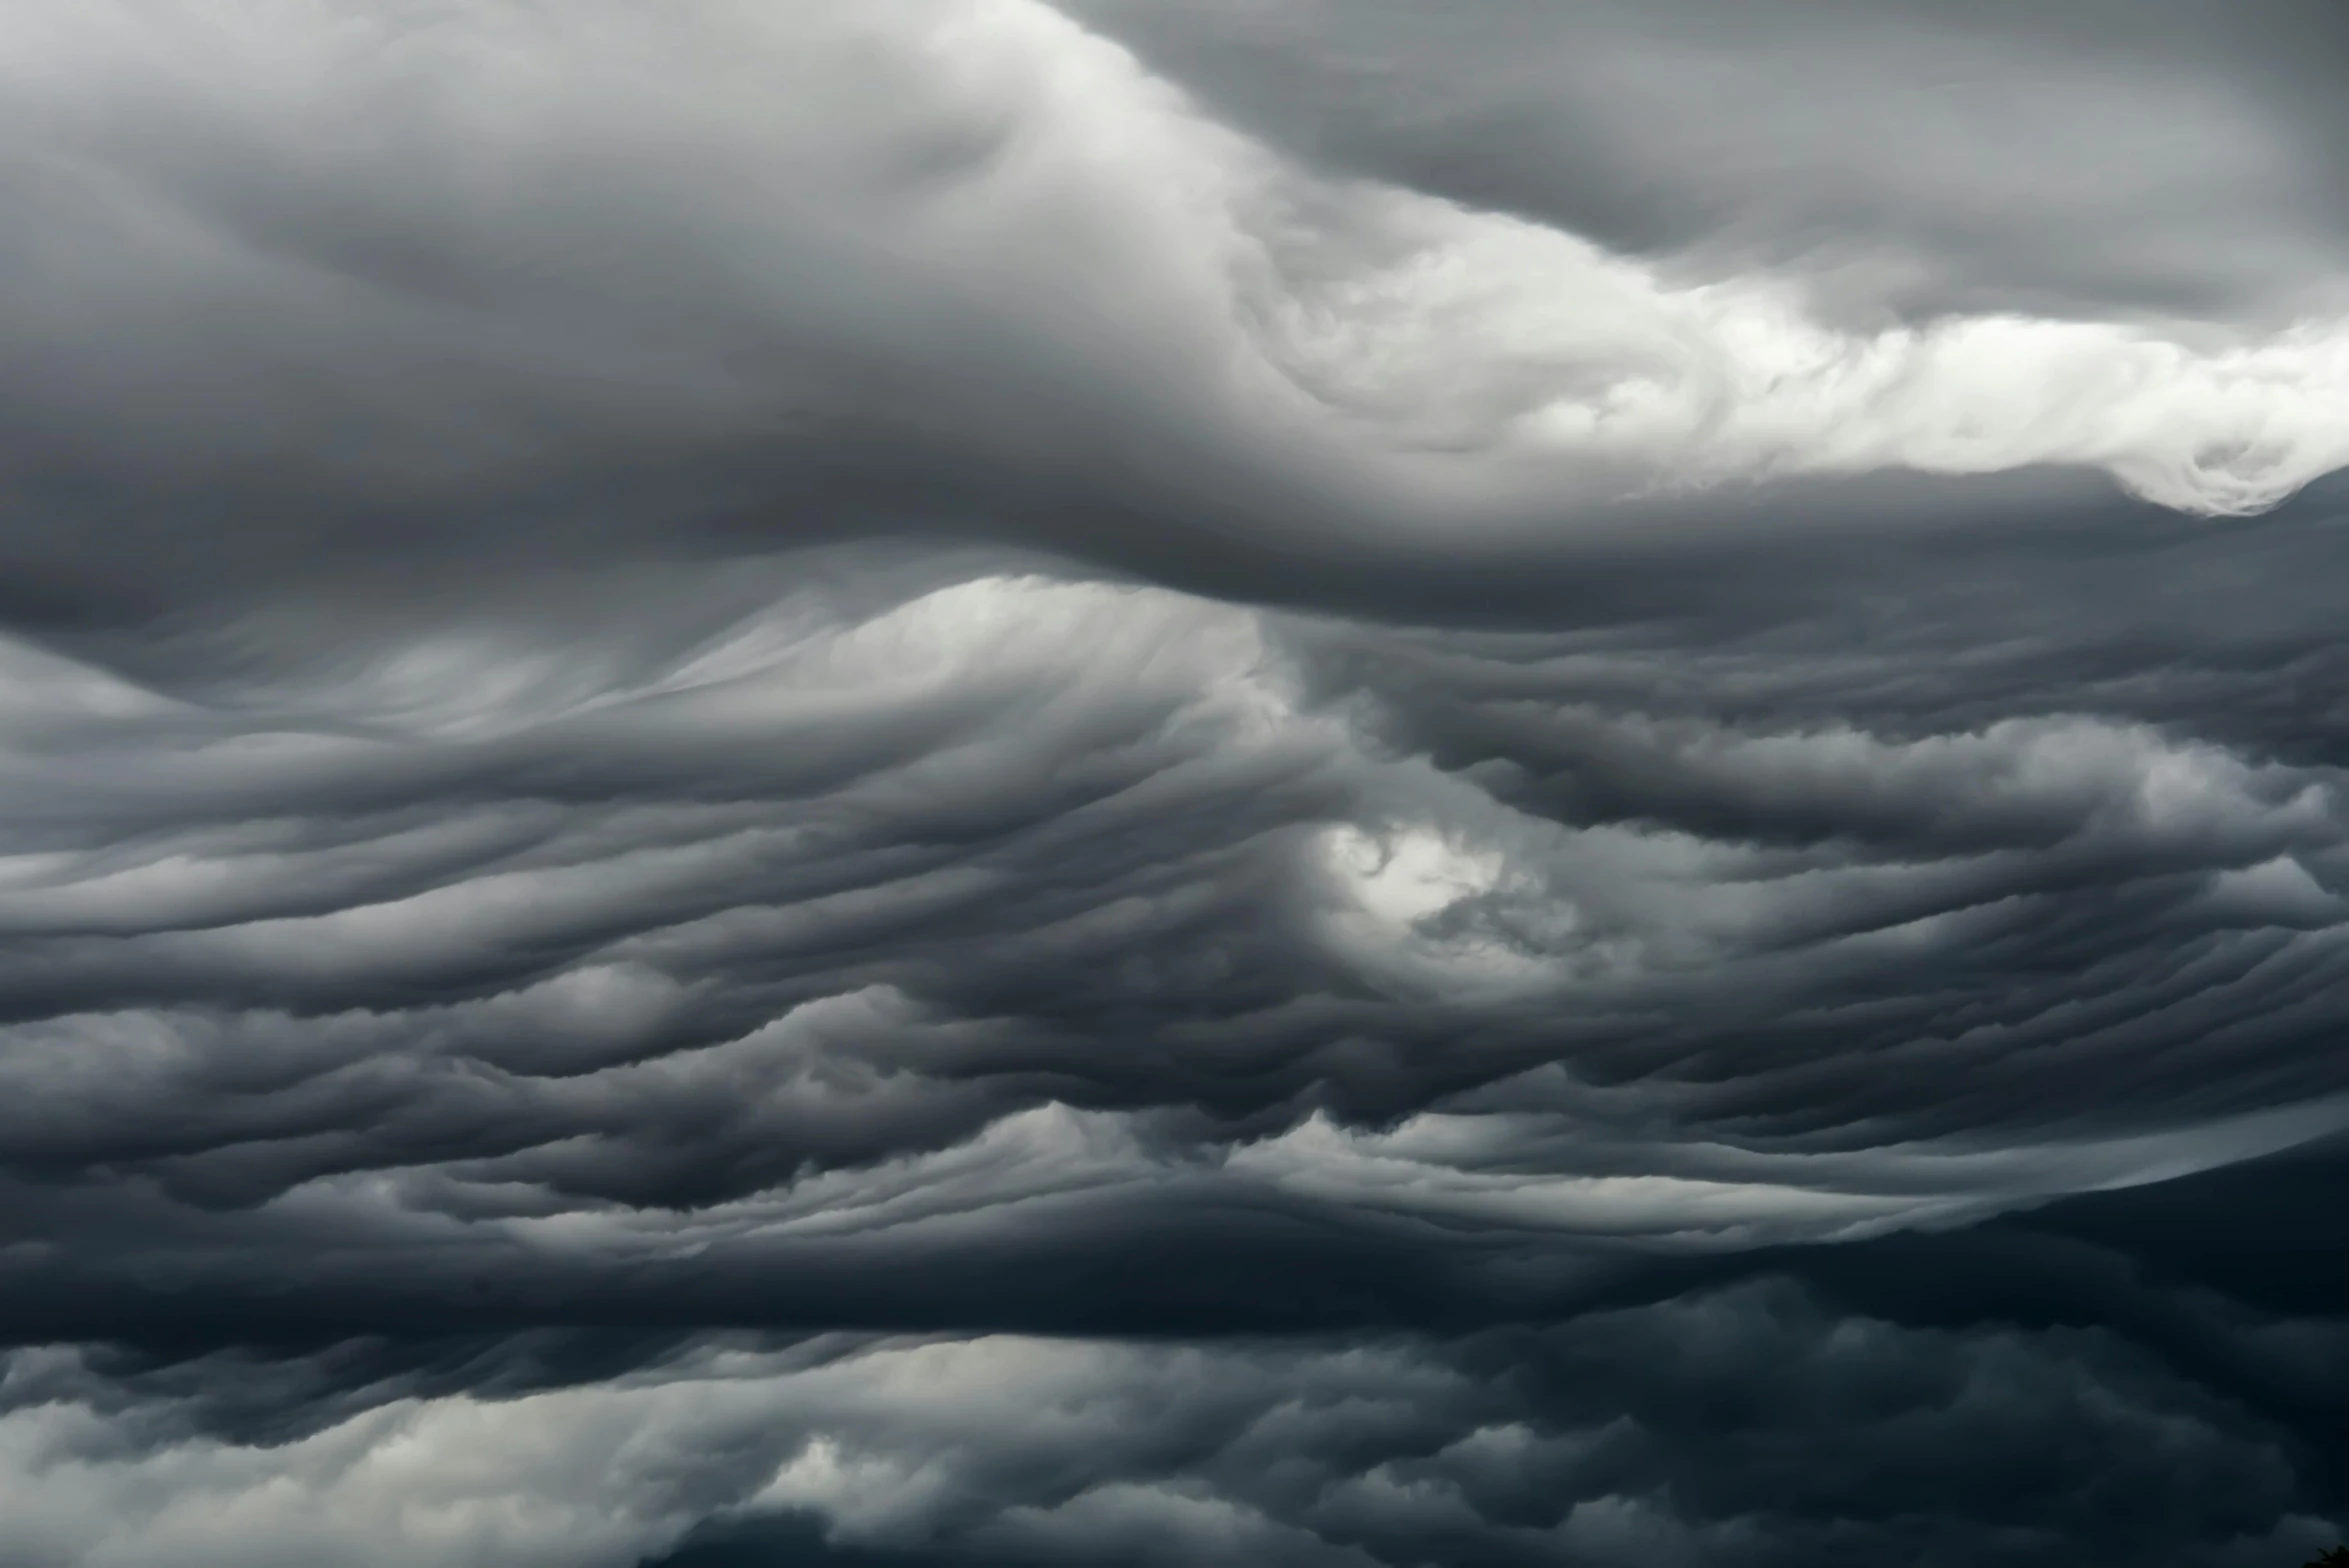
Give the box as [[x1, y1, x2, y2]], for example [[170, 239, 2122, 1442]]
[[5, 4, 2349, 1566]]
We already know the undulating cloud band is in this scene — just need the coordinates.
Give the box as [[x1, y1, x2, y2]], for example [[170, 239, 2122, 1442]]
[[5, 3, 2349, 1565]]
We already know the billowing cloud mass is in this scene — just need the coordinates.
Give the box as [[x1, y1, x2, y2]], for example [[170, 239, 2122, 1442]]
[[5, 2, 2349, 1565]]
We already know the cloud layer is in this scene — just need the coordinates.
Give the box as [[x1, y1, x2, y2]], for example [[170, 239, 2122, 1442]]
[[6, 2, 2349, 1564]]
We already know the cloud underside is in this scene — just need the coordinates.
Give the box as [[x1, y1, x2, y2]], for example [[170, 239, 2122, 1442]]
[[8, 1265, 2344, 1568], [5, 1, 2349, 1564]]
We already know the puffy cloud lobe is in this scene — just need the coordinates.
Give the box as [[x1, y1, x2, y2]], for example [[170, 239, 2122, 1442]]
[[1, 1280, 2339, 1568]]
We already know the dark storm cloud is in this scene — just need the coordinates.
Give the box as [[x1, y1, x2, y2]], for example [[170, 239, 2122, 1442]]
[[8, 1263, 2344, 1567], [1062, 0, 2349, 324], [7, 526, 2349, 1340], [0, 0, 2346, 640], [5, 2, 2349, 1565], [17, 1143, 2349, 1567]]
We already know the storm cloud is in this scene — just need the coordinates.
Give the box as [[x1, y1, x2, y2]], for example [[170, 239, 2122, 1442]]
[[3, 2, 2349, 1565]]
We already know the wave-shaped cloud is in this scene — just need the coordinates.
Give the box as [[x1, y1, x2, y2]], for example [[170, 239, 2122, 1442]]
[[6, 559, 2349, 1345], [5, 3, 2349, 1564], [4, 0, 2349, 615]]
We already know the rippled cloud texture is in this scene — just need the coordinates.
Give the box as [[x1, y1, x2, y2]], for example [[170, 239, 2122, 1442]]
[[6, 3, 2349, 1565]]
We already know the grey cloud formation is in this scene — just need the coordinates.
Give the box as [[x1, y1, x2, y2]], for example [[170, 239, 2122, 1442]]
[[5, 2, 2349, 1565], [6, 1270, 2344, 1568], [2, 0, 2348, 633], [1064, 0, 2349, 324]]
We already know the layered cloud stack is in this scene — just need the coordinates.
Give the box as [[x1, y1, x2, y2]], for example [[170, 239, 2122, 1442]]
[[4, 4, 2349, 1566]]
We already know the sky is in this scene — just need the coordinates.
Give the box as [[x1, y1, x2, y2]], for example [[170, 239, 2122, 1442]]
[[4, 3, 2349, 1565]]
